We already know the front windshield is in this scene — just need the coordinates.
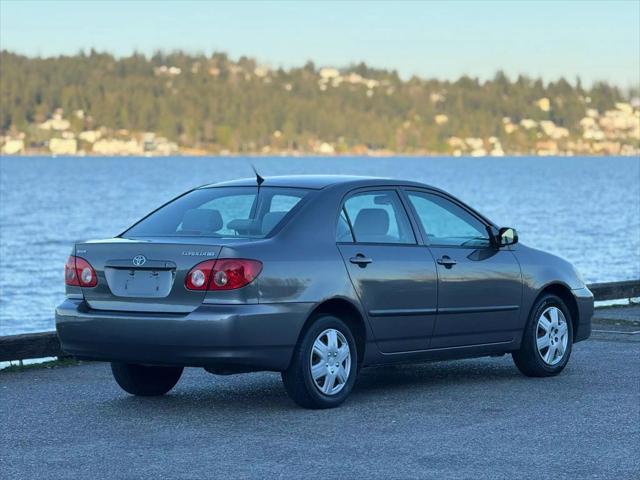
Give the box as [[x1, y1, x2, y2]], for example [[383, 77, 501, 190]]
[[123, 187, 310, 238]]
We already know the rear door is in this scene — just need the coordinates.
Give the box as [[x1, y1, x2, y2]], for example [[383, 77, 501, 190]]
[[337, 189, 438, 353], [403, 190, 522, 348]]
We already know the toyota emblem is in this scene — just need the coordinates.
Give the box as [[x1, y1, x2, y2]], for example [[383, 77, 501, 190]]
[[132, 255, 147, 266]]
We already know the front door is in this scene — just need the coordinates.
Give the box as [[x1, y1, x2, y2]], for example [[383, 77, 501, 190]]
[[404, 190, 522, 348], [337, 189, 438, 353]]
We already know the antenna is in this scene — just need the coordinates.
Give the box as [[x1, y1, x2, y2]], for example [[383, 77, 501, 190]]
[[251, 163, 265, 187]]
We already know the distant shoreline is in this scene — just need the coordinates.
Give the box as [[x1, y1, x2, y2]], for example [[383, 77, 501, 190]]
[[3, 52, 639, 159]]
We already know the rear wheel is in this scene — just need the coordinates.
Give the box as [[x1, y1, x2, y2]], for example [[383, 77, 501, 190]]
[[512, 294, 573, 377], [111, 362, 183, 396], [282, 315, 358, 409]]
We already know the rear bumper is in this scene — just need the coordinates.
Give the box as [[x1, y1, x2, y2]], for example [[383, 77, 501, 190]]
[[55, 298, 313, 371], [572, 286, 594, 343]]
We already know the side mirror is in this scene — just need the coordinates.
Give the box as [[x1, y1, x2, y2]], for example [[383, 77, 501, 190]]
[[497, 227, 518, 247]]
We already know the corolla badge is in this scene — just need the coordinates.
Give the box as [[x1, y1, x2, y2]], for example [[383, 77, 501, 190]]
[[132, 255, 147, 266]]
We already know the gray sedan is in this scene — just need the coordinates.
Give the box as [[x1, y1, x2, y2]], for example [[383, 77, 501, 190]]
[[56, 175, 593, 408]]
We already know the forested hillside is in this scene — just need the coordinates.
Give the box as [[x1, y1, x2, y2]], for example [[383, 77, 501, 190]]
[[1, 50, 638, 155]]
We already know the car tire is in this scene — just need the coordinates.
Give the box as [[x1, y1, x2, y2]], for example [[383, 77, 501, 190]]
[[281, 314, 358, 409], [111, 362, 183, 396], [512, 294, 574, 377]]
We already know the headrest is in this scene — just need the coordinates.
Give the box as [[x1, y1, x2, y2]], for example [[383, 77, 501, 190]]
[[181, 209, 223, 232], [353, 208, 389, 238], [227, 218, 259, 235], [262, 211, 287, 234]]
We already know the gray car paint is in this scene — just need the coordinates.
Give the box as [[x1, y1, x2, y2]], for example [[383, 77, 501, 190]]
[[56, 175, 593, 372]]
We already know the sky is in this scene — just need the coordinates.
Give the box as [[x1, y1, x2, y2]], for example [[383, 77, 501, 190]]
[[1, 0, 639, 88]]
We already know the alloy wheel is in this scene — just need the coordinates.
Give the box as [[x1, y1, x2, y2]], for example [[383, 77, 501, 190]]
[[536, 306, 569, 366]]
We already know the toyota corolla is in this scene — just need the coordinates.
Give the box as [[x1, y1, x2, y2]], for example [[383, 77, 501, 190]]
[[56, 175, 593, 408]]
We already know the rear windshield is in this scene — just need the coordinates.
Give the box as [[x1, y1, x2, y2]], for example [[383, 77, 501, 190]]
[[123, 187, 310, 238]]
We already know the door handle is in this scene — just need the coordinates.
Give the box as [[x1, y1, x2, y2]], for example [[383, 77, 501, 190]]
[[437, 256, 457, 268], [349, 254, 373, 266]]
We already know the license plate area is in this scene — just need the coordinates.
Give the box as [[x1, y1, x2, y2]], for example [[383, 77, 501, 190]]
[[105, 268, 175, 298]]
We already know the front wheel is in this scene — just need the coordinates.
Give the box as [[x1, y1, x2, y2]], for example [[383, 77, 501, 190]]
[[512, 294, 573, 377], [282, 315, 358, 409], [111, 362, 183, 396]]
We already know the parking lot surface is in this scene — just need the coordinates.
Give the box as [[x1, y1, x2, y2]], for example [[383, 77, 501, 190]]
[[1, 331, 638, 479]]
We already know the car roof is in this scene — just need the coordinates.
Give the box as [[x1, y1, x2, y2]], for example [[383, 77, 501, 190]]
[[198, 174, 495, 228], [201, 175, 435, 190]]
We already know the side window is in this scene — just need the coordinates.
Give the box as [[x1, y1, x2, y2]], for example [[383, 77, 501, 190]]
[[407, 191, 490, 247], [343, 190, 415, 244], [337, 208, 355, 242]]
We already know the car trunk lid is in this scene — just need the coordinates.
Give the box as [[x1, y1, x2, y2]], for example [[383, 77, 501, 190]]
[[76, 237, 223, 313]]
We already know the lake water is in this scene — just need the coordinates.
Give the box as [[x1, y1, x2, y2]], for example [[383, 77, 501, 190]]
[[1, 155, 639, 335]]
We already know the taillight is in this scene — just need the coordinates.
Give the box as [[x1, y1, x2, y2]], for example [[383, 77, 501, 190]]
[[65, 255, 98, 287], [185, 259, 262, 291], [211, 259, 262, 290], [184, 259, 217, 290]]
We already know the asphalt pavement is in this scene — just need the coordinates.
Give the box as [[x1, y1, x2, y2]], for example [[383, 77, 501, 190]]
[[1, 329, 638, 479]]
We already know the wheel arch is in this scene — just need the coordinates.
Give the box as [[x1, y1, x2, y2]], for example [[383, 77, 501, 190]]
[[299, 297, 368, 366]]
